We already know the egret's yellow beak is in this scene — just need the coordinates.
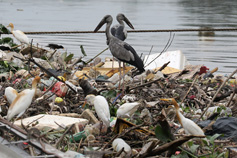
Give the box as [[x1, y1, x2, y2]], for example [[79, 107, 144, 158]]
[[160, 98, 170, 101], [82, 100, 87, 108], [3, 95, 7, 101]]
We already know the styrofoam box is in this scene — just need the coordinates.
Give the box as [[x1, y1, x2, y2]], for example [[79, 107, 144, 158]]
[[144, 50, 190, 70]]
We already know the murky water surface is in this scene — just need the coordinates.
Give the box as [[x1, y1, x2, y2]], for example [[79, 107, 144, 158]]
[[1, 0, 237, 73]]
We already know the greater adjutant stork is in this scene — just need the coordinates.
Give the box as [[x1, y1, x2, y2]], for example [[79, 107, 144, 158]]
[[94, 15, 145, 76], [110, 13, 134, 43]]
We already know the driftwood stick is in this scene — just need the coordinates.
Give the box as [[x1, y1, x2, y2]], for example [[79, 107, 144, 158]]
[[154, 61, 170, 73], [226, 84, 236, 107], [55, 124, 74, 149], [140, 135, 203, 158], [197, 69, 237, 122], [128, 78, 162, 91], [77, 138, 83, 152], [85, 47, 108, 64], [180, 75, 198, 105], [13, 55, 77, 93], [48, 50, 57, 60]]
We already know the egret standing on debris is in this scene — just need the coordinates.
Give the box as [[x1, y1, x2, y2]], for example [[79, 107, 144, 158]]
[[110, 13, 134, 43], [94, 15, 145, 84], [117, 102, 140, 118], [7, 23, 29, 46], [84, 94, 110, 127], [4, 87, 18, 105], [160, 98, 205, 136], [7, 76, 41, 121]]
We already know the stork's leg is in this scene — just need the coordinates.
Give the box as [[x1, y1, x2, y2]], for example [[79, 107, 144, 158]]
[[112, 57, 114, 71], [122, 62, 126, 94], [118, 61, 121, 90]]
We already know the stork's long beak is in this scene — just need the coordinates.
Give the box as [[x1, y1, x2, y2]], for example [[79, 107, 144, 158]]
[[124, 16, 134, 29], [94, 18, 106, 32]]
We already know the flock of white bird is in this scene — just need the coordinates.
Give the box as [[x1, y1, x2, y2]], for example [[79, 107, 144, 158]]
[[3, 14, 206, 147]]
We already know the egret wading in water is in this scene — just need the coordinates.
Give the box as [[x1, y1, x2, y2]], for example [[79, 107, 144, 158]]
[[160, 98, 205, 136], [7, 23, 29, 48], [110, 13, 134, 43], [94, 15, 145, 90], [84, 94, 110, 127], [7, 76, 41, 121]]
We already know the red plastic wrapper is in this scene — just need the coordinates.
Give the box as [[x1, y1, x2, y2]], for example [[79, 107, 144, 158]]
[[51, 82, 68, 97]]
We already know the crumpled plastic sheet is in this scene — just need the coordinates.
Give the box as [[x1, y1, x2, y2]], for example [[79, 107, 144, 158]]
[[205, 117, 237, 142]]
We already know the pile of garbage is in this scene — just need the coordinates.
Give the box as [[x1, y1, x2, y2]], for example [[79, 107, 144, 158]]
[[1, 25, 237, 158]]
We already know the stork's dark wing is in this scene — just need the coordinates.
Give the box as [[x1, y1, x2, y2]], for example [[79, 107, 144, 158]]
[[123, 43, 145, 73]]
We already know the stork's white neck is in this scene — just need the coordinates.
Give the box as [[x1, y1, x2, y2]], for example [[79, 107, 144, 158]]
[[117, 19, 125, 26], [105, 20, 113, 42]]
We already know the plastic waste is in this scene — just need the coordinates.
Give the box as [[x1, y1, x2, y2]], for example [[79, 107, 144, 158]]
[[51, 81, 68, 97], [108, 73, 119, 84], [69, 131, 88, 143], [112, 138, 132, 156], [205, 117, 237, 142], [65, 80, 77, 92], [55, 97, 63, 104], [204, 106, 232, 119]]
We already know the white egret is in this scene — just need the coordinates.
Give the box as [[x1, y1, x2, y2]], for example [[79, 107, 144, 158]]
[[7, 76, 41, 121], [160, 98, 205, 136], [117, 102, 140, 118], [7, 23, 29, 46], [84, 94, 110, 127], [4, 87, 18, 105]]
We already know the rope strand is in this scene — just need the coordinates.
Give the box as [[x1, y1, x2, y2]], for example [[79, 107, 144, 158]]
[[2, 28, 237, 35]]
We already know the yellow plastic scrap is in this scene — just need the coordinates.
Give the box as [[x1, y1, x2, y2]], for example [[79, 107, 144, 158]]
[[145, 73, 155, 81], [105, 67, 133, 78], [153, 66, 181, 75], [58, 76, 66, 82], [55, 97, 63, 103], [75, 66, 134, 79], [105, 69, 120, 78]]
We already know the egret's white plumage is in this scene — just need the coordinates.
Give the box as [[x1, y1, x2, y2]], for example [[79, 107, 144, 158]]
[[4, 87, 18, 105], [117, 102, 140, 118], [7, 23, 29, 45], [7, 76, 40, 121], [160, 98, 205, 136], [85, 94, 110, 127]]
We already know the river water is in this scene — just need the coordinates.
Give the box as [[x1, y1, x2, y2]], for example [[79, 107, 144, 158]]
[[0, 0, 237, 74]]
